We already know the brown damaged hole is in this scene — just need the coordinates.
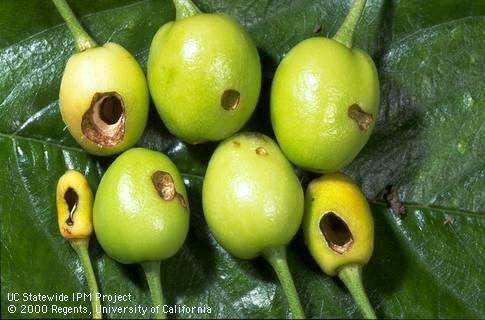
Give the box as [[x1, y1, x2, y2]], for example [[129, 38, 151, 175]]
[[152, 171, 188, 208], [64, 187, 78, 226], [81, 92, 125, 146], [256, 147, 268, 156], [320, 212, 353, 254], [152, 171, 176, 200], [221, 89, 240, 111], [348, 104, 373, 131]]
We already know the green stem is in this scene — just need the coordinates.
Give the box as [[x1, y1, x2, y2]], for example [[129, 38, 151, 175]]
[[262, 246, 305, 319], [333, 0, 367, 48], [51, 0, 97, 51], [70, 239, 102, 319], [173, 0, 201, 20], [338, 264, 376, 319], [142, 261, 166, 319]]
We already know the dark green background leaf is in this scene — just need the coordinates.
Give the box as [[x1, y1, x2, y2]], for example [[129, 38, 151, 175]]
[[1, 0, 484, 318]]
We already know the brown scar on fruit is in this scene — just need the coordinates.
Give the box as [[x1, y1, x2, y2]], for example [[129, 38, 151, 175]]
[[256, 147, 268, 155], [221, 89, 240, 111], [152, 171, 187, 208], [384, 185, 406, 217], [348, 104, 373, 131], [233, 141, 241, 147], [320, 212, 353, 254], [443, 215, 454, 225], [176, 194, 188, 209], [81, 92, 125, 146]]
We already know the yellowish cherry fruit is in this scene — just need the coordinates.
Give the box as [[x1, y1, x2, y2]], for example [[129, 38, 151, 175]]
[[56, 169, 94, 240], [60, 43, 149, 156], [303, 173, 374, 276]]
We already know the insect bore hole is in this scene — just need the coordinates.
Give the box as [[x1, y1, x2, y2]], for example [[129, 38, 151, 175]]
[[319, 212, 353, 254], [99, 95, 123, 125], [81, 92, 125, 146], [152, 171, 176, 201], [64, 187, 79, 226], [348, 104, 373, 131], [221, 89, 240, 111]]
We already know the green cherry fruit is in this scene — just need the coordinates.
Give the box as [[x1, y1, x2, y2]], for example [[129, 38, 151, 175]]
[[147, 0, 261, 144], [60, 43, 149, 156], [93, 148, 189, 264], [203, 132, 304, 259], [271, 0, 379, 173], [203, 132, 305, 318]]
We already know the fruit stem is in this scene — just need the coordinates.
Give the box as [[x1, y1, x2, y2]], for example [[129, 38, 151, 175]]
[[333, 0, 367, 48], [70, 239, 102, 319], [262, 246, 305, 319], [338, 264, 376, 319], [51, 0, 97, 52], [173, 0, 201, 20], [142, 261, 166, 319]]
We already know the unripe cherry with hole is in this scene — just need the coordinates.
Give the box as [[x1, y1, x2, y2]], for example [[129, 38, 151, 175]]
[[147, 0, 261, 144], [271, 0, 379, 173], [53, 0, 149, 156], [303, 173, 376, 319], [93, 148, 189, 319]]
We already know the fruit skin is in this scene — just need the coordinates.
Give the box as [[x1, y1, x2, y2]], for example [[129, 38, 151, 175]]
[[147, 14, 261, 144], [271, 37, 379, 173], [60, 43, 149, 156], [303, 173, 374, 276], [56, 170, 93, 239], [202, 132, 304, 259], [93, 148, 189, 264]]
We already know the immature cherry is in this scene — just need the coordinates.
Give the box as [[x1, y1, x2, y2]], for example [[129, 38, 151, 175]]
[[56, 170, 102, 318], [93, 148, 189, 319], [271, 0, 379, 172], [147, 0, 261, 144], [203, 132, 305, 318], [52, 0, 149, 156], [303, 173, 376, 319]]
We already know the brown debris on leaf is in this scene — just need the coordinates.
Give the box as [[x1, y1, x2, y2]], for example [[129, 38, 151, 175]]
[[313, 24, 322, 33], [443, 215, 455, 225], [384, 185, 406, 217]]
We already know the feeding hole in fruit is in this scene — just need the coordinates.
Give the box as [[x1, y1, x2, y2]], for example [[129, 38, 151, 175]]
[[256, 147, 268, 156], [221, 89, 240, 111], [152, 171, 188, 208], [81, 92, 126, 146], [319, 212, 353, 254], [152, 171, 176, 201], [64, 187, 79, 226], [348, 104, 373, 131]]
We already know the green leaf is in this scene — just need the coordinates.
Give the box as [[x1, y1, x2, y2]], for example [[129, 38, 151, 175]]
[[1, 0, 484, 319]]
